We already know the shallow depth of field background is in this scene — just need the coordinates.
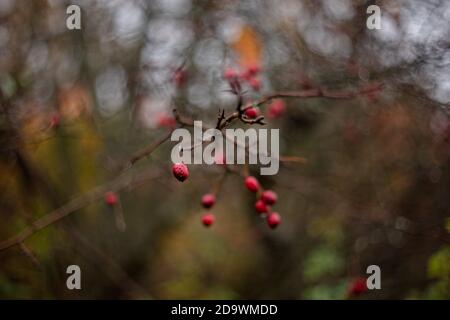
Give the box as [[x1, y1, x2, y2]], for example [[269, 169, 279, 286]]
[[0, 0, 449, 299]]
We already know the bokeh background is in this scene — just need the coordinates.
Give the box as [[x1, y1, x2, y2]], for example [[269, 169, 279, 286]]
[[0, 0, 449, 299]]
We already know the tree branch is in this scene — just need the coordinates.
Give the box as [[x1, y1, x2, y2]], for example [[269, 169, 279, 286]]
[[0, 168, 162, 251]]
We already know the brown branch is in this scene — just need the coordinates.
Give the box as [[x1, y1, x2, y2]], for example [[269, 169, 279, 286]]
[[65, 225, 151, 297], [19, 243, 42, 268], [254, 82, 384, 107], [120, 131, 172, 171], [215, 109, 225, 129], [0, 168, 161, 251], [279, 155, 308, 164], [219, 111, 239, 129], [0, 82, 381, 252], [241, 115, 266, 125]]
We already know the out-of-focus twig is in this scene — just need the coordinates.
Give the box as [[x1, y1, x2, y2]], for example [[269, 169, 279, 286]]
[[0, 168, 161, 251], [253, 82, 384, 107]]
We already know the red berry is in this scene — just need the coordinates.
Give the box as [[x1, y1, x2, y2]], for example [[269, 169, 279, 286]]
[[104, 191, 118, 206], [267, 99, 286, 119], [255, 200, 268, 214], [156, 114, 176, 129], [49, 114, 60, 128], [249, 77, 261, 91], [348, 278, 368, 296], [172, 163, 189, 182], [201, 193, 216, 209], [241, 63, 261, 80], [224, 68, 238, 81], [245, 176, 260, 192], [201, 213, 215, 227], [240, 64, 260, 81], [246, 63, 261, 76], [261, 190, 277, 205], [267, 212, 281, 229], [244, 107, 259, 119]]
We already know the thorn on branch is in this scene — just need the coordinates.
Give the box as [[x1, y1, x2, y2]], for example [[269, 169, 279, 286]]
[[216, 109, 225, 129], [241, 115, 266, 125]]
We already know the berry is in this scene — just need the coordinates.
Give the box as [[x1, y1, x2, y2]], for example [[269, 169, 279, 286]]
[[49, 114, 60, 128], [249, 77, 261, 91], [348, 278, 368, 296], [246, 63, 261, 76], [255, 200, 268, 214], [267, 99, 286, 119], [201, 213, 215, 227], [201, 193, 216, 209], [104, 191, 118, 206], [245, 176, 260, 192], [172, 163, 189, 182], [241, 63, 261, 80], [156, 114, 176, 129], [244, 107, 259, 119], [224, 68, 238, 81], [261, 190, 277, 205], [267, 212, 281, 229]]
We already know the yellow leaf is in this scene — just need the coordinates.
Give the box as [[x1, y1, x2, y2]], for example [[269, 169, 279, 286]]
[[231, 25, 262, 69]]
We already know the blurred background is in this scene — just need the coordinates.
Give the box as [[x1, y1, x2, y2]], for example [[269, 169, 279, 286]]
[[0, 0, 449, 299]]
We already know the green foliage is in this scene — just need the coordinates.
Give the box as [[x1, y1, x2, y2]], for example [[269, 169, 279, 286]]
[[425, 246, 450, 299], [303, 246, 344, 282]]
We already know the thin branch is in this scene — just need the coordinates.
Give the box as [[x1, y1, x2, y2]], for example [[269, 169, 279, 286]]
[[0, 168, 161, 251], [215, 109, 225, 129], [0, 81, 381, 252], [241, 115, 266, 125], [120, 131, 172, 171], [19, 242, 42, 268], [254, 82, 383, 107]]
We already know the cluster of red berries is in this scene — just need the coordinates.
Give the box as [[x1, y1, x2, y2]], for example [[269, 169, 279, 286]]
[[245, 176, 281, 229], [243, 99, 286, 120], [172, 163, 217, 227], [223, 63, 262, 92], [171, 163, 281, 229], [200, 193, 216, 227], [223, 64, 286, 120]]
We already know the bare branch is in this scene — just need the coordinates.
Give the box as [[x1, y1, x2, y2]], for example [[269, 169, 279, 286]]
[[0, 168, 161, 251]]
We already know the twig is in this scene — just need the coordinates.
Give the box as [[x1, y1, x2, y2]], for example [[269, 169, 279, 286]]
[[0, 82, 381, 252], [0, 168, 161, 251], [254, 82, 383, 107], [120, 131, 172, 171], [19, 242, 42, 268]]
